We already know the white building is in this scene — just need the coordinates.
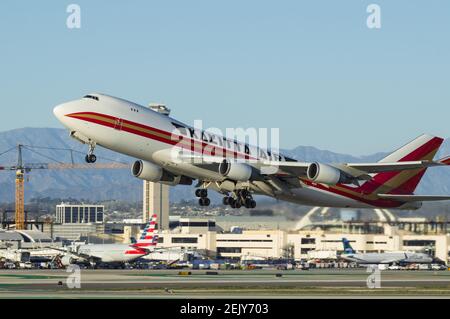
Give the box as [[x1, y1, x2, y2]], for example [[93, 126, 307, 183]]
[[143, 181, 169, 230], [144, 218, 450, 263], [56, 203, 104, 224]]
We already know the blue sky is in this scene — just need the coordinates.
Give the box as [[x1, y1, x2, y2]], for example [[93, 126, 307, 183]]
[[0, 1, 449, 155]]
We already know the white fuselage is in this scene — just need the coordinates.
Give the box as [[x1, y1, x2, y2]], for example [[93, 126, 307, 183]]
[[67, 243, 147, 264], [341, 252, 433, 264], [52, 93, 401, 209]]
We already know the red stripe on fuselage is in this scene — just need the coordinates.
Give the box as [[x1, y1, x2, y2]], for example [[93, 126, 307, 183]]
[[133, 243, 157, 247], [125, 249, 147, 255], [67, 112, 256, 161]]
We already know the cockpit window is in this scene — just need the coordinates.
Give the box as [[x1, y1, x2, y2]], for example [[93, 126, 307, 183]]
[[83, 95, 99, 101]]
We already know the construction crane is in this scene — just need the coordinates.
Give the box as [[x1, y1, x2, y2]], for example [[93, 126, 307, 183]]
[[0, 144, 130, 230]]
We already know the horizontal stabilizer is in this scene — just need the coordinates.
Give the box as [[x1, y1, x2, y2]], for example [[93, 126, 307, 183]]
[[378, 194, 450, 202], [438, 156, 450, 165], [345, 160, 444, 174]]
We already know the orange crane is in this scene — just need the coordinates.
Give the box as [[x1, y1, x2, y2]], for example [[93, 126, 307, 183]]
[[0, 144, 130, 230]]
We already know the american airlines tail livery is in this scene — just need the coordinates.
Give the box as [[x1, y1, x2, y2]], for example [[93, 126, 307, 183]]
[[53, 93, 450, 210]]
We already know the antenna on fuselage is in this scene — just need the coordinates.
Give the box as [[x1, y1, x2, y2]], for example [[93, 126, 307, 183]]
[[149, 103, 170, 116]]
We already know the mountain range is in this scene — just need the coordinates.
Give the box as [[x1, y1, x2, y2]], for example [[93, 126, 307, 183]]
[[0, 128, 449, 203]]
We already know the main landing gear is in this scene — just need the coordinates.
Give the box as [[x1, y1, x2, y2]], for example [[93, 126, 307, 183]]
[[223, 189, 256, 209], [195, 188, 211, 207], [85, 142, 97, 163]]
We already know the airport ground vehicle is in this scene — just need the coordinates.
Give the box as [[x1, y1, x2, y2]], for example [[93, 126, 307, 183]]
[[418, 264, 431, 270], [431, 264, 447, 271], [388, 265, 402, 270]]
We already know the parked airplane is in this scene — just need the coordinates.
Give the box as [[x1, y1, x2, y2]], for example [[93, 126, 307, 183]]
[[340, 238, 433, 265], [58, 214, 159, 267], [53, 93, 450, 210]]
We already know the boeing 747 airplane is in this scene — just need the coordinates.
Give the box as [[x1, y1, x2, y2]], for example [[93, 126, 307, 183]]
[[53, 93, 450, 210]]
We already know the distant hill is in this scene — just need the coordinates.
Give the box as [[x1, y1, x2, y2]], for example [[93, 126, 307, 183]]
[[0, 128, 449, 203]]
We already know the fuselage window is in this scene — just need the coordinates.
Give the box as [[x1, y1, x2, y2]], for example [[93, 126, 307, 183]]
[[83, 95, 99, 101]]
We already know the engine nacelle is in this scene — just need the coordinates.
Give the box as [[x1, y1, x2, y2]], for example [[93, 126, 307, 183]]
[[132, 160, 193, 186], [61, 255, 77, 267], [219, 160, 257, 182], [306, 162, 353, 185]]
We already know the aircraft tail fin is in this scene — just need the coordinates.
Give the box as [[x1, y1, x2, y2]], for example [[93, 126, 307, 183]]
[[359, 134, 444, 195], [342, 238, 355, 254], [134, 214, 158, 248]]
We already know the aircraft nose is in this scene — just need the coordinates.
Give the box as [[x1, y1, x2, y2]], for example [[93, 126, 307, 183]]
[[53, 103, 64, 119], [53, 102, 70, 121]]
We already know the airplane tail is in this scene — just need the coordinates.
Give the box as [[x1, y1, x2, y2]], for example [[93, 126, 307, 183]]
[[342, 238, 355, 254], [359, 134, 444, 195], [133, 214, 159, 248]]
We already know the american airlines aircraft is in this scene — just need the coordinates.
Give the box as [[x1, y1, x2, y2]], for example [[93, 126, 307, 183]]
[[340, 238, 433, 265], [58, 214, 159, 267], [53, 93, 450, 210]]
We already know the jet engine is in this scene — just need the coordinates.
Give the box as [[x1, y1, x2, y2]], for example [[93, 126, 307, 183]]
[[132, 160, 193, 186], [306, 162, 354, 185], [61, 255, 77, 267], [219, 160, 259, 182]]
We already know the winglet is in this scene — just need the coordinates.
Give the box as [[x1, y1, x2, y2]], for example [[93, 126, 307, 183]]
[[438, 156, 450, 165]]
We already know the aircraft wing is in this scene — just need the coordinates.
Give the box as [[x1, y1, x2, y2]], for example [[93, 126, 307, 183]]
[[378, 194, 450, 202], [343, 160, 445, 174], [176, 154, 310, 176], [262, 160, 444, 176], [50, 246, 96, 261], [380, 258, 404, 264], [178, 153, 445, 179]]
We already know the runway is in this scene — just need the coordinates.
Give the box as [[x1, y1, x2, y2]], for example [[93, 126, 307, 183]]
[[1, 269, 450, 298]]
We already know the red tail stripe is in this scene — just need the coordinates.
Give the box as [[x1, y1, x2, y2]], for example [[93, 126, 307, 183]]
[[359, 137, 443, 194], [387, 169, 427, 195], [398, 137, 443, 162]]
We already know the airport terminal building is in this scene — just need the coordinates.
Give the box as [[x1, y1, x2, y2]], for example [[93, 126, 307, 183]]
[[121, 217, 450, 263]]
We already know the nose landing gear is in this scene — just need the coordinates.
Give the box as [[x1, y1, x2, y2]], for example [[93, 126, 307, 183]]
[[85, 142, 97, 163]]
